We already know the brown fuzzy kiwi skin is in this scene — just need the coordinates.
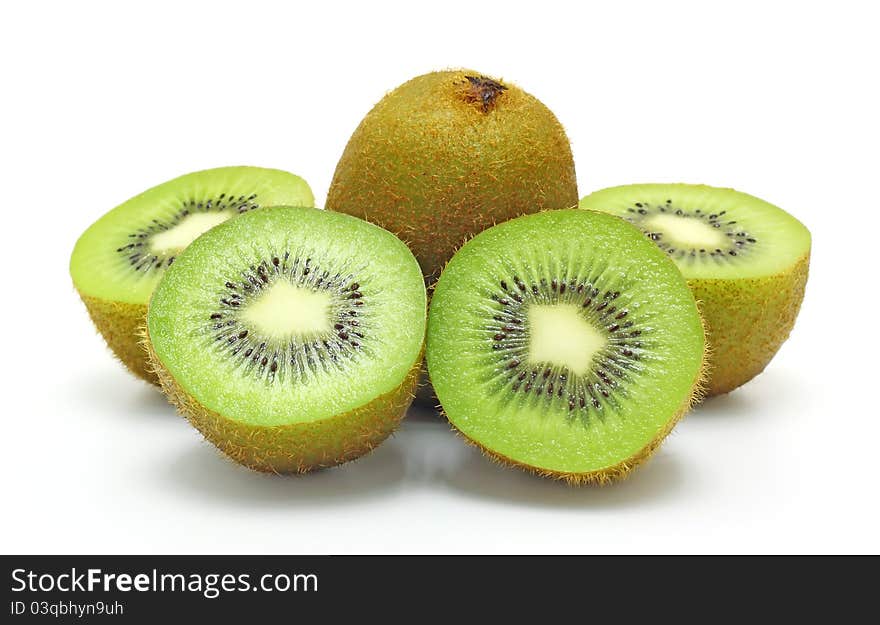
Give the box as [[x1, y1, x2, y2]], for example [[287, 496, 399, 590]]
[[145, 325, 421, 474], [325, 69, 578, 282], [690, 252, 809, 396], [78, 293, 158, 385]]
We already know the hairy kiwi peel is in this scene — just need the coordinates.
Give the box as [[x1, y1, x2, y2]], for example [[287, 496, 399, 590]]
[[146, 324, 421, 474], [689, 254, 809, 395], [79, 295, 156, 384], [326, 69, 578, 281]]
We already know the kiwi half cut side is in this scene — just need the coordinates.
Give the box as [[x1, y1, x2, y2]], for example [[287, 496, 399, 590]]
[[579, 184, 810, 396], [426, 209, 706, 484], [146, 206, 426, 473], [70, 166, 314, 384]]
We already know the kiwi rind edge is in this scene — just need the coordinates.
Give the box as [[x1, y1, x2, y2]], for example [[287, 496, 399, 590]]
[[439, 312, 709, 486], [79, 295, 158, 384], [690, 252, 809, 396], [145, 324, 422, 474]]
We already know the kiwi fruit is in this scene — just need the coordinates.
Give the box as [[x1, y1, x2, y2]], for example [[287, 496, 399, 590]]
[[426, 209, 706, 484], [146, 206, 426, 473], [325, 69, 578, 282], [579, 184, 810, 396], [70, 166, 314, 384]]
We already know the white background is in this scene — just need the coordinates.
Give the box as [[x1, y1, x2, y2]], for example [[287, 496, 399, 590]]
[[1, 1, 877, 554]]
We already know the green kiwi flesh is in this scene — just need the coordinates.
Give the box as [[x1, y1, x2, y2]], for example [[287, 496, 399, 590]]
[[146, 206, 426, 473], [70, 166, 314, 383], [579, 184, 810, 395], [426, 209, 706, 484]]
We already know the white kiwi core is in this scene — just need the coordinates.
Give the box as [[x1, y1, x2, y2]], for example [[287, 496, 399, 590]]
[[644, 213, 727, 249], [150, 211, 234, 255], [527, 304, 606, 376], [241, 281, 333, 341]]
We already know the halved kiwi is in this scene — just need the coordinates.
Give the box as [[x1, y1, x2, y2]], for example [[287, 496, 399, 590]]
[[70, 166, 314, 383], [579, 184, 810, 395], [426, 209, 706, 484], [146, 206, 426, 473]]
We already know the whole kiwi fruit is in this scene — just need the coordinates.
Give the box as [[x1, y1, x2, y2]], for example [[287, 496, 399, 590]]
[[326, 69, 578, 282]]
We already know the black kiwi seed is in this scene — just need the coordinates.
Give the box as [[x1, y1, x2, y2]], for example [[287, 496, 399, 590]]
[[619, 201, 757, 260], [485, 269, 648, 420], [207, 249, 370, 383], [119, 193, 261, 271]]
